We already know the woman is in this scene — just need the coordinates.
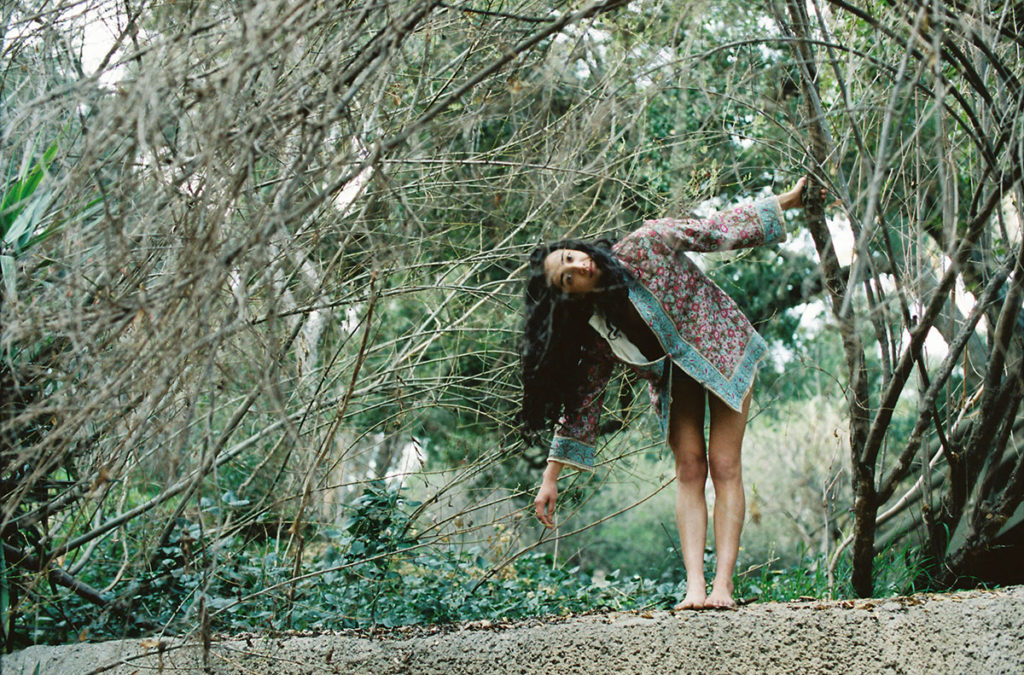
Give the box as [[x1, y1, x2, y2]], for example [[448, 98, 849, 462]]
[[521, 177, 815, 610]]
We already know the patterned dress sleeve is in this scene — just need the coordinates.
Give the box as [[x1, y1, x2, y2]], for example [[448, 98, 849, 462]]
[[640, 197, 786, 252], [548, 331, 615, 472]]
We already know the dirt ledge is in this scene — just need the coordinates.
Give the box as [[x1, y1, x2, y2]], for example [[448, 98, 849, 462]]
[[5, 586, 1024, 674]]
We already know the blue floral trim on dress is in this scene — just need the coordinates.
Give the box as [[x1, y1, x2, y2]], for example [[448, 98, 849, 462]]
[[627, 280, 767, 413], [756, 198, 786, 245], [657, 361, 671, 438], [549, 435, 596, 471]]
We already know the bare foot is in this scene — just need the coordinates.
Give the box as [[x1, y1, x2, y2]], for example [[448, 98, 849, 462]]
[[705, 583, 737, 610], [673, 588, 706, 611]]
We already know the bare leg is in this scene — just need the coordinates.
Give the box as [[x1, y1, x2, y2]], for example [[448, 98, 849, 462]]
[[705, 390, 751, 609], [669, 371, 708, 610]]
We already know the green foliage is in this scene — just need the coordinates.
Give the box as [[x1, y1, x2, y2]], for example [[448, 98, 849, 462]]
[[712, 248, 818, 351], [0, 136, 101, 301], [741, 546, 846, 602], [741, 543, 930, 603], [6, 483, 933, 646], [1, 138, 58, 299]]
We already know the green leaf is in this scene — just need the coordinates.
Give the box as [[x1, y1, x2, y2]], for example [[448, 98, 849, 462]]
[[2, 139, 58, 236], [41, 139, 58, 166], [3, 189, 52, 253], [25, 196, 102, 251], [0, 254, 15, 300]]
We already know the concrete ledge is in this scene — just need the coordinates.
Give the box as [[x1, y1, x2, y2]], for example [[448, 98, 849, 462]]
[[5, 586, 1024, 674]]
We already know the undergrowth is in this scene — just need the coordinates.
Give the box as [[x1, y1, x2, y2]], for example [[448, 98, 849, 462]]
[[13, 483, 931, 646]]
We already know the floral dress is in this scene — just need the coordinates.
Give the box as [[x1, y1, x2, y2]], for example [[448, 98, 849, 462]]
[[548, 198, 786, 471]]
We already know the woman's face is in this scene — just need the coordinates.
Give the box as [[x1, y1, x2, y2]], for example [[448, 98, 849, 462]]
[[543, 248, 602, 295]]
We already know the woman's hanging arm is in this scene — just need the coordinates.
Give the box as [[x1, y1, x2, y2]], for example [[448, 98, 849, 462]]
[[535, 340, 613, 528], [546, 343, 614, 472]]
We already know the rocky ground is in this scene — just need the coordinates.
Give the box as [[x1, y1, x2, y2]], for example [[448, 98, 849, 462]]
[[5, 585, 1024, 674]]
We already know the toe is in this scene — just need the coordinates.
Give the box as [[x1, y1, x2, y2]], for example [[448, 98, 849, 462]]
[[673, 596, 706, 611], [705, 598, 737, 610]]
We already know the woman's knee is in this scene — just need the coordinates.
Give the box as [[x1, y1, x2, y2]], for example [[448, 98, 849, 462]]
[[673, 450, 708, 484], [708, 453, 741, 484]]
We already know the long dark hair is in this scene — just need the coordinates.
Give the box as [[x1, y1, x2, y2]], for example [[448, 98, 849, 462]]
[[519, 237, 633, 440]]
